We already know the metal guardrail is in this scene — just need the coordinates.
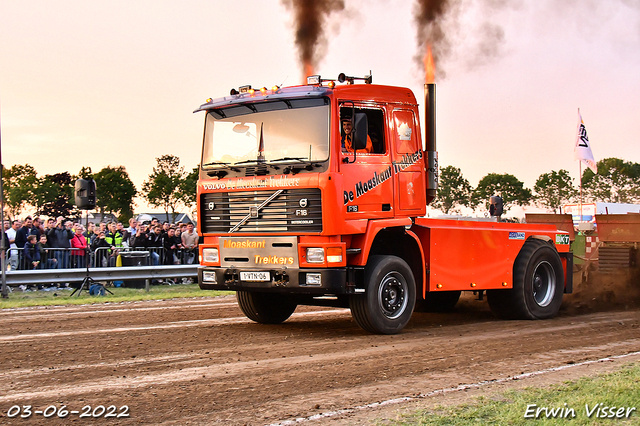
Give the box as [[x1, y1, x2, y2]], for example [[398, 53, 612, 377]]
[[4, 265, 198, 287], [6, 246, 197, 270]]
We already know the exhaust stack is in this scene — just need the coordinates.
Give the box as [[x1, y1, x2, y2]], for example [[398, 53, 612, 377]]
[[425, 83, 438, 204]]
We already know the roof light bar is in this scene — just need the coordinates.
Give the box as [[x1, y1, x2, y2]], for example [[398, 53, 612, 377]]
[[307, 75, 321, 85]]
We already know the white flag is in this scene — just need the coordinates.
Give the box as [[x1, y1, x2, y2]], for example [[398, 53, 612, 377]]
[[574, 109, 597, 173]]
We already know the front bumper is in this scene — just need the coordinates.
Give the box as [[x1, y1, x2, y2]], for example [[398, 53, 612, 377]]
[[198, 266, 349, 294]]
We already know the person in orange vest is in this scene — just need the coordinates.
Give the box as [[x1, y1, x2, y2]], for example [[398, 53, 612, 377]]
[[341, 116, 373, 153]]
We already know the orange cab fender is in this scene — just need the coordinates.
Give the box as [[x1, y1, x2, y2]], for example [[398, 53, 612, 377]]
[[349, 218, 413, 266], [349, 219, 426, 293], [402, 228, 426, 292]]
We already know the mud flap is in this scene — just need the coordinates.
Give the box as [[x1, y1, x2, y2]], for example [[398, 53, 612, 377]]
[[346, 266, 365, 294], [559, 251, 573, 294]]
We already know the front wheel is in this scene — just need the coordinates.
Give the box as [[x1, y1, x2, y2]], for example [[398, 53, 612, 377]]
[[487, 240, 564, 320], [349, 255, 416, 334], [236, 291, 297, 324]]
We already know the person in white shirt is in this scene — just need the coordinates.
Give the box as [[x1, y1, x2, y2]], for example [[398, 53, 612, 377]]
[[6, 220, 20, 271], [123, 218, 138, 248], [180, 223, 198, 264]]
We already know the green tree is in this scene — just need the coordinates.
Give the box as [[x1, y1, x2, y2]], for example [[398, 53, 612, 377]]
[[177, 166, 199, 212], [33, 172, 75, 218], [142, 155, 186, 222], [581, 158, 640, 203], [473, 173, 532, 211], [92, 166, 137, 221], [533, 169, 578, 213], [431, 165, 475, 214], [1, 164, 38, 218], [78, 166, 93, 179]]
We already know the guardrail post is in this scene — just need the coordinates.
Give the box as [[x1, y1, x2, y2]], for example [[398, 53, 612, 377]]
[[145, 278, 150, 293]]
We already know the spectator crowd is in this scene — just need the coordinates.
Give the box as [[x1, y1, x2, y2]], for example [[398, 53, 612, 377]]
[[3, 216, 199, 271]]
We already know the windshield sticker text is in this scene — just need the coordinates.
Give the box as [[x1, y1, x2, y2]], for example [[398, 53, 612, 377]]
[[203, 176, 300, 191]]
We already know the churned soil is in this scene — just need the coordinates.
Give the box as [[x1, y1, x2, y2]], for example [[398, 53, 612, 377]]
[[1, 271, 639, 425]]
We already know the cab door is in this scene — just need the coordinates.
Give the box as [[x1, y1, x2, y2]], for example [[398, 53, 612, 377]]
[[391, 109, 426, 216], [340, 106, 394, 220]]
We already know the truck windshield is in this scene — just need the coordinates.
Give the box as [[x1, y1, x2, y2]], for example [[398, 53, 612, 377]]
[[202, 98, 329, 169]]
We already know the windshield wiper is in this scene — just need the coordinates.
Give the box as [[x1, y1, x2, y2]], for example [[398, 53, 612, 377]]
[[268, 157, 323, 175], [203, 160, 234, 167], [203, 161, 241, 177], [233, 159, 266, 166], [269, 157, 308, 163]]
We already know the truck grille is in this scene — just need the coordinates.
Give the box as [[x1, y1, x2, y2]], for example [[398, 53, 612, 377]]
[[201, 189, 322, 234]]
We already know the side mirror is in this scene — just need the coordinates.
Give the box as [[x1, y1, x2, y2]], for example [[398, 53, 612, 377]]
[[352, 112, 368, 151]]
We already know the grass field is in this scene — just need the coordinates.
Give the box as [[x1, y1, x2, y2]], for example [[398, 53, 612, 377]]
[[0, 284, 233, 309], [385, 364, 640, 426]]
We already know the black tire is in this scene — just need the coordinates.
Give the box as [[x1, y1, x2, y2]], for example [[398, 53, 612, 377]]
[[414, 291, 461, 313], [487, 239, 564, 320], [236, 291, 297, 324], [349, 255, 416, 334]]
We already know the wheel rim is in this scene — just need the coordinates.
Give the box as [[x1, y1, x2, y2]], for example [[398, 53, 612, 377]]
[[377, 271, 408, 319], [531, 261, 556, 307]]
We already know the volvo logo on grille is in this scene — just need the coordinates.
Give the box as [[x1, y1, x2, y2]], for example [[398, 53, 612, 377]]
[[299, 198, 308, 208], [249, 206, 259, 218]]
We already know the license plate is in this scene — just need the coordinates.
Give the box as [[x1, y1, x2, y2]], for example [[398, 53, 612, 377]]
[[240, 271, 270, 282]]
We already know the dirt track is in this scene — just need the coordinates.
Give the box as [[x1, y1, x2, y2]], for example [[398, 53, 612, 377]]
[[1, 287, 639, 425]]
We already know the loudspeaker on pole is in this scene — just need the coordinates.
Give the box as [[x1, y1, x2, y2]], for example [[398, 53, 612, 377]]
[[75, 178, 96, 210]]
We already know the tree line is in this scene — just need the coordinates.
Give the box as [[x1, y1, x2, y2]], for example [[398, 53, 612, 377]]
[[3, 155, 638, 221], [432, 157, 640, 215], [2, 155, 198, 223]]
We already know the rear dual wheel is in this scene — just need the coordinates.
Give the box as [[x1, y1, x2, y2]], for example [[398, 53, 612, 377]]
[[488, 239, 564, 320], [349, 256, 416, 334]]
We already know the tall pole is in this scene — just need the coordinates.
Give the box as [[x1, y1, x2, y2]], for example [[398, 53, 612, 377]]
[[0, 101, 8, 299], [576, 107, 583, 228], [579, 161, 583, 225]]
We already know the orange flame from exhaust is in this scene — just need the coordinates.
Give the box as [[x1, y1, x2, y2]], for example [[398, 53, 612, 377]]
[[303, 62, 314, 84], [423, 45, 435, 84]]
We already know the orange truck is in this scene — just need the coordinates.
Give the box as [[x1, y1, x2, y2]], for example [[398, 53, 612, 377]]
[[195, 73, 572, 334]]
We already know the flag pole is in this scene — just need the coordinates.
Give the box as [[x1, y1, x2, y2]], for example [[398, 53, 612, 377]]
[[579, 160, 583, 224], [577, 108, 583, 225], [575, 107, 597, 228], [0, 100, 7, 299]]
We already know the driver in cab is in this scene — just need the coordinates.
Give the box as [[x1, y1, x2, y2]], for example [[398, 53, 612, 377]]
[[341, 116, 373, 153]]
